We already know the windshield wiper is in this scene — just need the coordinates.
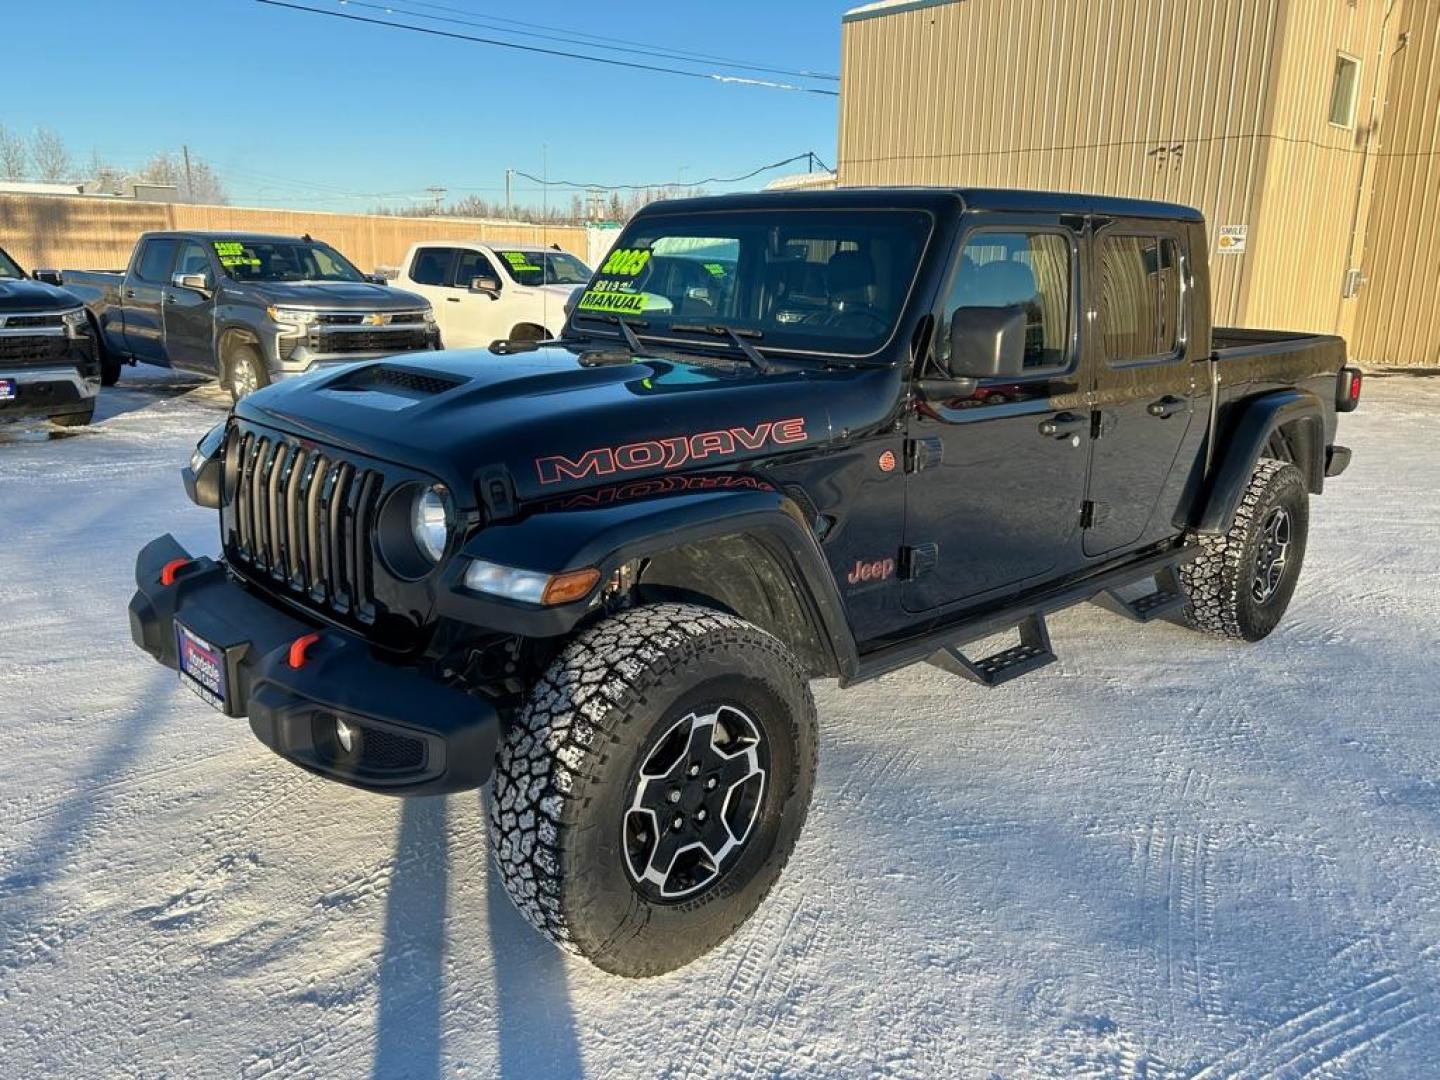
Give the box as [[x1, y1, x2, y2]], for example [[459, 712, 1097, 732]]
[[670, 323, 774, 374], [575, 313, 648, 354]]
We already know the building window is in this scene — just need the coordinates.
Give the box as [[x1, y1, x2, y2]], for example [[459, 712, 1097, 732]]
[[1329, 53, 1361, 128]]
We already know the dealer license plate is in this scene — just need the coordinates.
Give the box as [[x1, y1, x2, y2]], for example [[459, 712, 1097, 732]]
[[176, 623, 227, 711], [0, 379, 15, 402]]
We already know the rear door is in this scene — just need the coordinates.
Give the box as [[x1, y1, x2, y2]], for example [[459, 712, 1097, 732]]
[[403, 246, 459, 341], [902, 216, 1092, 612], [162, 240, 218, 373], [123, 238, 179, 364], [1083, 223, 1200, 556]]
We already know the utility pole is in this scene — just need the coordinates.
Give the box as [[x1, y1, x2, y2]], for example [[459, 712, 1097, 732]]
[[183, 144, 195, 201], [505, 168, 513, 219], [426, 186, 446, 215]]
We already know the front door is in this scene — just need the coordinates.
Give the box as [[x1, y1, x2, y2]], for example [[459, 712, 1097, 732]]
[[450, 248, 508, 346], [123, 237, 178, 365], [1083, 226, 1199, 556], [162, 241, 218, 373], [902, 219, 1092, 613]]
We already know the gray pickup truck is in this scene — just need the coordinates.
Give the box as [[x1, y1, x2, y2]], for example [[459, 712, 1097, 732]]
[[63, 232, 440, 401]]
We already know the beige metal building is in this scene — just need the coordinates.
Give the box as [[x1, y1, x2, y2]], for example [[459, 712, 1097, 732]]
[[837, 0, 1440, 368]]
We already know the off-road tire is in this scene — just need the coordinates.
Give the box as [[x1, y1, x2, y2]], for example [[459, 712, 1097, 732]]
[[50, 403, 95, 428], [490, 602, 818, 977], [1179, 457, 1309, 641], [227, 343, 269, 404], [96, 332, 122, 387]]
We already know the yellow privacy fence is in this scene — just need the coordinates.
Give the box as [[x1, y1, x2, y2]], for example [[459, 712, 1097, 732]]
[[0, 194, 587, 274]]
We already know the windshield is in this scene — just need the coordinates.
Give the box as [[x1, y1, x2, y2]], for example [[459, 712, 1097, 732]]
[[0, 248, 24, 280], [496, 249, 592, 287], [569, 209, 933, 357], [213, 239, 366, 283]]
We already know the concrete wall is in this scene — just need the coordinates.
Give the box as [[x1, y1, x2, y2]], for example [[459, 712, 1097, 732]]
[[0, 194, 588, 275]]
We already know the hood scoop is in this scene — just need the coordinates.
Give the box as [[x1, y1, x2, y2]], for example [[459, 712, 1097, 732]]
[[318, 363, 467, 411]]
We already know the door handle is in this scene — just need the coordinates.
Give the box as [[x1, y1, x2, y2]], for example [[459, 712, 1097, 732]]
[[445, 297, 461, 302], [1147, 395, 1187, 419], [1038, 412, 1087, 439], [124, 289, 136, 299]]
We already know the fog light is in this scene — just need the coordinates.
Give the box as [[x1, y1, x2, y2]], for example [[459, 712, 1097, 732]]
[[335, 717, 357, 754]]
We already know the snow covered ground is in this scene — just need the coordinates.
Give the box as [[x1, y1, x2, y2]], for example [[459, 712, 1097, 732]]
[[1, 367, 1438, 1079]]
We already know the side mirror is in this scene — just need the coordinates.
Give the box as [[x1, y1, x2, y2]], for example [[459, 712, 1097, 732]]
[[171, 271, 212, 295], [366, 273, 389, 285], [947, 304, 1027, 379], [33, 268, 63, 286], [472, 275, 501, 299]]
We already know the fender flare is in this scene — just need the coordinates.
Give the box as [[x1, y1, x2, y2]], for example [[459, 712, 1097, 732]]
[[216, 323, 263, 381], [435, 486, 858, 678], [1195, 388, 1326, 535]]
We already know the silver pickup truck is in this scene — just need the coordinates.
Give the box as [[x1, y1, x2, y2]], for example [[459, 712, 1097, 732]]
[[63, 231, 440, 402]]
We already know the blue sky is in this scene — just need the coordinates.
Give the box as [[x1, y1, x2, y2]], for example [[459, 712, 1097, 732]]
[[7, 0, 851, 211]]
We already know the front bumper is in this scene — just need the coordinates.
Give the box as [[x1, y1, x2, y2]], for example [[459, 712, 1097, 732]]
[[0, 365, 98, 420], [128, 533, 498, 795]]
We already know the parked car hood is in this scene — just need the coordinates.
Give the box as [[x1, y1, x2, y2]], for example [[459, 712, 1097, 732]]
[[249, 281, 430, 310], [236, 344, 899, 510], [0, 277, 81, 314]]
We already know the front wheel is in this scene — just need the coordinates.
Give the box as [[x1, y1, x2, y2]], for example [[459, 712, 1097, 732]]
[[227, 343, 270, 404], [1179, 457, 1309, 641], [50, 403, 95, 428], [490, 603, 818, 977]]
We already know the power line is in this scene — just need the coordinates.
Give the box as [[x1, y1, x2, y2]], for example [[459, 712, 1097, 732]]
[[335, 0, 839, 82], [254, 1, 839, 96], [510, 151, 835, 192]]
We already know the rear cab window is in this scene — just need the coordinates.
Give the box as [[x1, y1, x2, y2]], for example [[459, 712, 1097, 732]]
[[1096, 233, 1187, 363], [135, 239, 180, 284], [410, 247, 458, 287]]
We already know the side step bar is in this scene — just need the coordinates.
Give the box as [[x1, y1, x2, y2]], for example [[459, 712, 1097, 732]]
[[1098, 566, 1188, 624], [846, 544, 1199, 689], [926, 614, 1056, 687]]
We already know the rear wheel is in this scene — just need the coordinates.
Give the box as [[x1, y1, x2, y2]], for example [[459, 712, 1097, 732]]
[[227, 343, 269, 403], [490, 603, 818, 977], [1180, 457, 1309, 641], [50, 403, 95, 428], [95, 327, 122, 387]]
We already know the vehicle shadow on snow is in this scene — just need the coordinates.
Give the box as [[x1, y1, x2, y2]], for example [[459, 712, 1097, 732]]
[[370, 793, 583, 1080], [0, 667, 174, 962]]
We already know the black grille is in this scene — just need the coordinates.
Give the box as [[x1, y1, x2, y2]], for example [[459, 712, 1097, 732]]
[[0, 335, 69, 365], [361, 726, 427, 771], [316, 311, 427, 326], [4, 314, 64, 329], [225, 430, 384, 622], [316, 328, 431, 354]]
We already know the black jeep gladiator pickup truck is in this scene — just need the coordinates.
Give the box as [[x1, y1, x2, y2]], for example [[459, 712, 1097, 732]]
[[129, 188, 1359, 976], [63, 232, 439, 402], [0, 245, 99, 427]]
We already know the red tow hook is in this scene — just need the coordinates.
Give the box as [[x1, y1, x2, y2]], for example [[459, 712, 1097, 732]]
[[288, 632, 323, 670], [160, 558, 193, 587]]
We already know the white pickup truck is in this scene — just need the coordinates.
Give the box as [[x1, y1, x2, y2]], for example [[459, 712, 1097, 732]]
[[393, 241, 592, 348]]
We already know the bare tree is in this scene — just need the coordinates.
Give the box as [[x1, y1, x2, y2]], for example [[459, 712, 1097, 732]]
[[86, 149, 126, 195], [0, 124, 28, 180], [135, 150, 227, 204], [30, 127, 71, 182]]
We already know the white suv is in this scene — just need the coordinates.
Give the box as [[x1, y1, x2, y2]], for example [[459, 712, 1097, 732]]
[[394, 241, 592, 349]]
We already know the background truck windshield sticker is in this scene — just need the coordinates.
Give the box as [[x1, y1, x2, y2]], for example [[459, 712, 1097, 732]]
[[213, 241, 261, 269], [576, 247, 653, 314], [501, 251, 542, 273]]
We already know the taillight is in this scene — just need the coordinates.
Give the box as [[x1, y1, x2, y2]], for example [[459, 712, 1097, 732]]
[[1337, 366, 1362, 413]]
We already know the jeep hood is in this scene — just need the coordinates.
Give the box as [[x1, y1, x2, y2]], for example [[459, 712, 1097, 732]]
[[235, 345, 897, 509]]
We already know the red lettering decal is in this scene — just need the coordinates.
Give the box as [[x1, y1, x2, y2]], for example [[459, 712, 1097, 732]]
[[689, 431, 735, 460], [772, 417, 808, 445], [731, 422, 773, 450], [615, 441, 666, 470], [536, 448, 616, 485], [661, 436, 690, 469]]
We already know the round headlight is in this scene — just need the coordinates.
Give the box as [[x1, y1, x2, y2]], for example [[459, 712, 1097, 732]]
[[410, 485, 451, 562]]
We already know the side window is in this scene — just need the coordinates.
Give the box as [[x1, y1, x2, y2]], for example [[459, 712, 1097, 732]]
[[454, 249, 497, 287], [1329, 53, 1361, 128], [175, 241, 212, 282], [409, 247, 456, 287], [940, 231, 1072, 372], [135, 239, 180, 284], [1097, 235, 1184, 363]]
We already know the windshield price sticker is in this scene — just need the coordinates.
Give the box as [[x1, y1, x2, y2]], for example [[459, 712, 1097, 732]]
[[576, 247, 655, 314], [213, 240, 261, 268], [502, 251, 542, 272]]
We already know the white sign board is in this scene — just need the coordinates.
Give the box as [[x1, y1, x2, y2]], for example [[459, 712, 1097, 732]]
[[1217, 225, 1248, 255]]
